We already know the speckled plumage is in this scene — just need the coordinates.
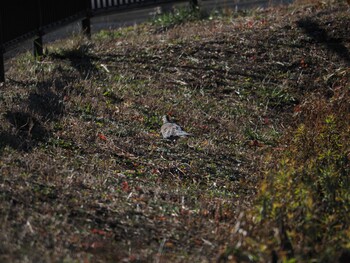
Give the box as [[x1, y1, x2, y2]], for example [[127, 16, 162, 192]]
[[161, 115, 190, 139]]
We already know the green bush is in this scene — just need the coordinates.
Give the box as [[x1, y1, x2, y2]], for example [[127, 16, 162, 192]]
[[151, 6, 201, 30], [257, 100, 350, 261]]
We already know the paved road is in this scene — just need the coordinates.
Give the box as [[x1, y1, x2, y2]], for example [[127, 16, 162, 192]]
[[3, 0, 292, 63]]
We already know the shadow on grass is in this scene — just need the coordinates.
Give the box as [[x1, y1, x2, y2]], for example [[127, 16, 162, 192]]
[[1, 43, 100, 154], [49, 44, 99, 78], [297, 18, 350, 66], [0, 75, 70, 153], [28, 84, 64, 121], [1, 112, 48, 152]]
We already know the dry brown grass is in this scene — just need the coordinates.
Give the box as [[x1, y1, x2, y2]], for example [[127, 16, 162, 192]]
[[0, 0, 349, 262]]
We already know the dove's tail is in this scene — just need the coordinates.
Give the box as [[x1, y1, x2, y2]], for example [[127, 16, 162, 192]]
[[178, 131, 191, 137]]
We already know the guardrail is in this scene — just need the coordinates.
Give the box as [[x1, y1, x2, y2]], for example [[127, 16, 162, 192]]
[[0, 0, 198, 82]]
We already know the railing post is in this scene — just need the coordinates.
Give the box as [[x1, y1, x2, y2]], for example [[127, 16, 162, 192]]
[[82, 17, 91, 39], [34, 0, 43, 58], [0, 3, 4, 82], [82, 0, 92, 39], [190, 0, 198, 10], [0, 49, 4, 83], [33, 34, 43, 57]]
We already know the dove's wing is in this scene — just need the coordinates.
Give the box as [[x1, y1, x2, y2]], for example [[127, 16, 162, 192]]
[[172, 124, 190, 137], [161, 123, 174, 138], [161, 123, 190, 139]]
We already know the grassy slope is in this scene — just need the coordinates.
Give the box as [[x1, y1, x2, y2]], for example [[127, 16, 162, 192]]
[[0, 1, 349, 262]]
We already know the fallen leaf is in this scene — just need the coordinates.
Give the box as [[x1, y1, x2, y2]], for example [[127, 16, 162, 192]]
[[263, 117, 270, 125], [98, 133, 107, 141], [294, 105, 302, 113], [165, 241, 175, 248], [121, 181, 130, 192], [157, 216, 167, 221], [91, 228, 108, 236], [300, 58, 308, 68], [249, 140, 264, 147], [90, 241, 104, 249], [247, 20, 254, 28]]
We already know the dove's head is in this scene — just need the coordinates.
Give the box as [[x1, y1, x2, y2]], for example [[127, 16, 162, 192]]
[[162, 115, 170, 124]]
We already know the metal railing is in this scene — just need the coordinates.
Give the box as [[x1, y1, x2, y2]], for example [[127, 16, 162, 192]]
[[0, 0, 198, 82]]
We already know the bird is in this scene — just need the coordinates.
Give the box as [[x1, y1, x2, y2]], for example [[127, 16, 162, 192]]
[[160, 115, 191, 139]]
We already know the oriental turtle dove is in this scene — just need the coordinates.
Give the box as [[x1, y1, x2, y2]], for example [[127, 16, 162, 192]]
[[161, 115, 191, 139]]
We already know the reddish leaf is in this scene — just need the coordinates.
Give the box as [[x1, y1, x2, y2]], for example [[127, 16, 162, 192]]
[[263, 117, 270, 125], [201, 209, 210, 216], [300, 59, 308, 68], [247, 20, 254, 28], [157, 216, 167, 221], [261, 19, 267, 25], [135, 186, 143, 192], [180, 209, 190, 215], [90, 241, 104, 249], [250, 140, 264, 147], [91, 228, 107, 236], [121, 181, 130, 192], [98, 133, 107, 141], [165, 241, 175, 248], [294, 105, 302, 113], [152, 169, 160, 175]]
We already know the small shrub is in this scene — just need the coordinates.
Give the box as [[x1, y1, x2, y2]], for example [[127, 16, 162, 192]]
[[255, 89, 350, 262], [151, 6, 201, 30]]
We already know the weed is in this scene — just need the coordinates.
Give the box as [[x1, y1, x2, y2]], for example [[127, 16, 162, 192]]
[[143, 114, 161, 132], [152, 6, 201, 30], [256, 85, 297, 109], [48, 137, 74, 149], [254, 94, 350, 261]]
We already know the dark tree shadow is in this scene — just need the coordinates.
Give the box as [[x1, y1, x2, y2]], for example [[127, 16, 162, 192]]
[[28, 90, 63, 121], [297, 18, 350, 66], [0, 70, 73, 153], [1, 111, 48, 152], [49, 44, 99, 78]]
